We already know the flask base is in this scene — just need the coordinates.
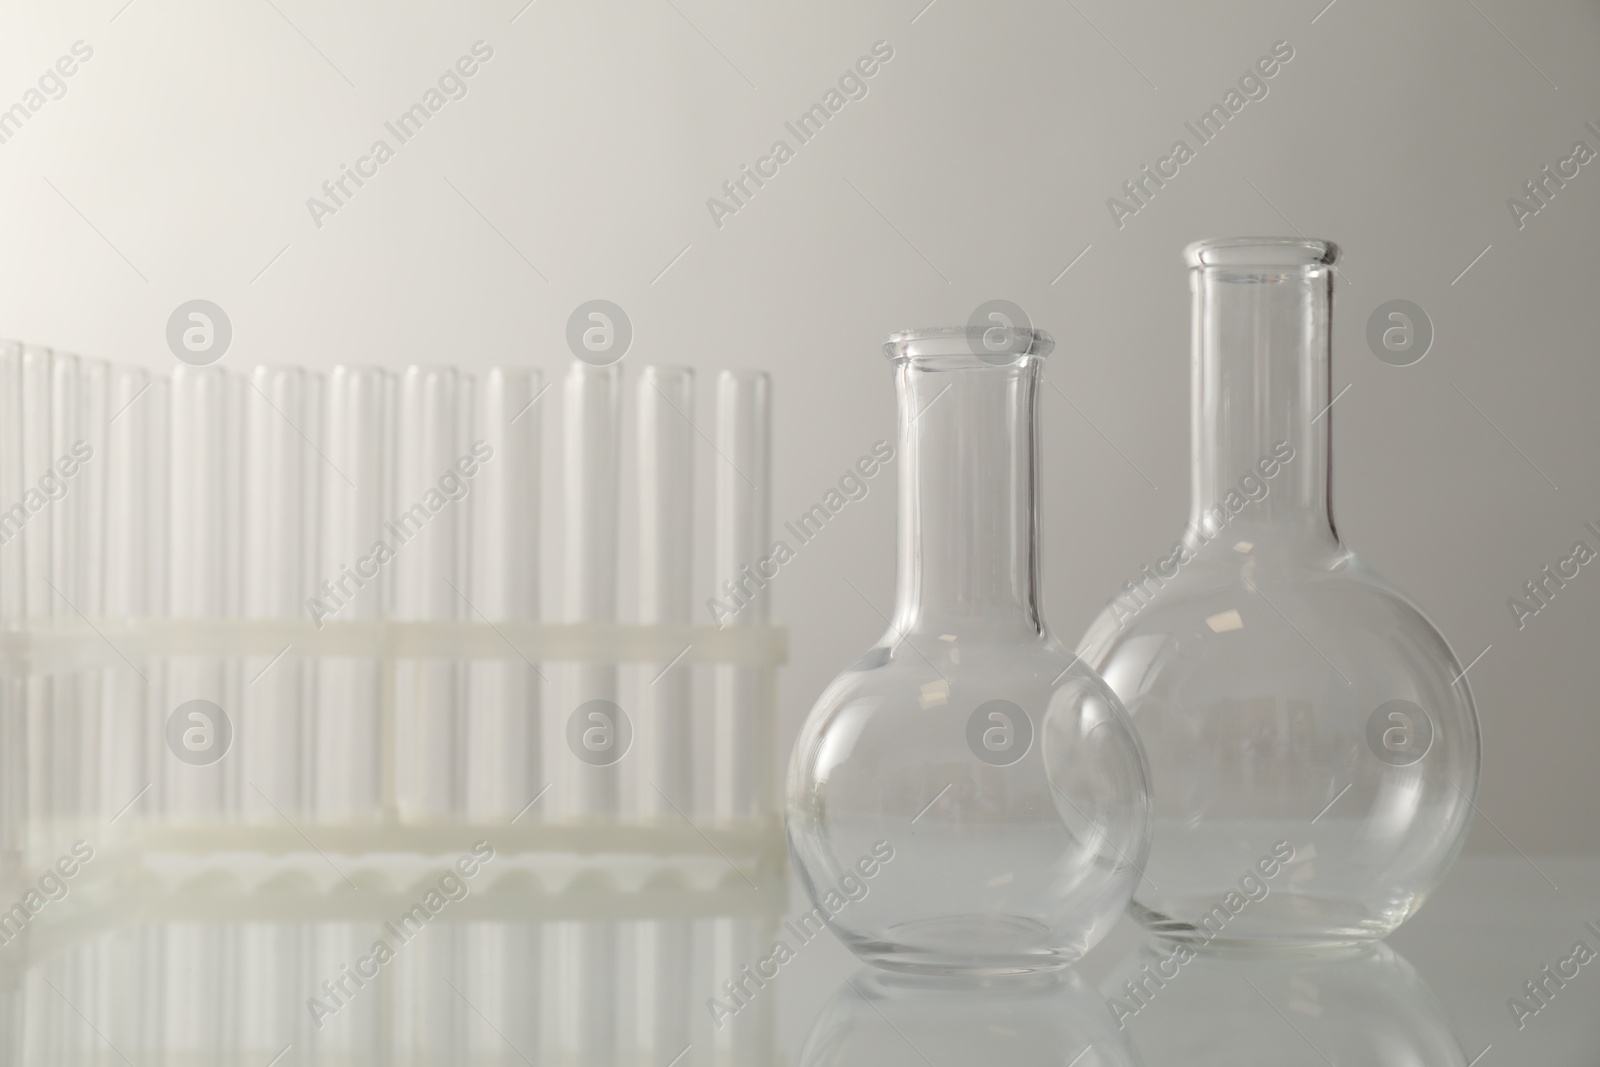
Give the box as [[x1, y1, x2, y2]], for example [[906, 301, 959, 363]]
[[846, 914, 1085, 976], [1131, 895, 1399, 953]]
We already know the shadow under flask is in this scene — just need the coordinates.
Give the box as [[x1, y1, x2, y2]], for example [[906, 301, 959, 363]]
[[786, 327, 1152, 975], [1077, 238, 1482, 947]]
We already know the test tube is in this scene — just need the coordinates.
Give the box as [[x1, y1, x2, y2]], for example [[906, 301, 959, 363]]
[[18, 347, 53, 853], [712, 370, 772, 1067], [462, 369, 544, 1062], [43, 353, 85, 836], [166, 366, 241, 823], [71, 358, 109, 835], [464, 921, 541, 1062], [562, 361, 622, 813], [240, 367, 322, 820], [0, 343, 24, 885], [0, 341, 24, 625], [19, 346, 53, 622], [713, 370, 772, 820], [316, 367, 392, 823], [560, 360, 622, 1063], [635, 366, 695, 1061], [101, 367, 156, 827], [393, 366, 471, 820], [466, 367, 543, 820]]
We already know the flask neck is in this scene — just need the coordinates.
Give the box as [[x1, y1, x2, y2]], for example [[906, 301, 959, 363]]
[[1189, 258, 1338, 550], [892, 354, 1046, 639]]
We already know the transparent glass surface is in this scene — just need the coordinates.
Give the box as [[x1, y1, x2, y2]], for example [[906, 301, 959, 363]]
[[1106, 938, 1467, 1065], [1077, 238, 1481, 947], [786, 328, 1152, 975], [798, 967, 1137, 1067]]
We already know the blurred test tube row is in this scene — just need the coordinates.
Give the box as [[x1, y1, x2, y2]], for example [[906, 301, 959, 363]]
[[0, 339, 785, 897]]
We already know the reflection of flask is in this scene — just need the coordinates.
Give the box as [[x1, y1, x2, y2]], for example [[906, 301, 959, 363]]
[[1106, 938, 1467, 1066], [786, 327, 1150, 974], [800, 967, 1139, 1067], [1078, 238, 1481, 946]]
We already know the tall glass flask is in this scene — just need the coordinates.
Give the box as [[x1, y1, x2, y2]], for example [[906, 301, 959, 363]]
[[1078, 238, 1481, 946], [786, 328, 1151, 974]]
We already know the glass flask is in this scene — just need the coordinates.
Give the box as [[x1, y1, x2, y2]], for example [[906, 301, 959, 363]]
[[1078, 237, 1481, 947], [786, 327, 1151, 974], [799, 968, 1138, 1067]]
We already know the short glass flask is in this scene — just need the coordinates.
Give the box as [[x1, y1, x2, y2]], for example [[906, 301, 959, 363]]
[[1078, 238, 1482, 947], [786, 327, 1152, 974]]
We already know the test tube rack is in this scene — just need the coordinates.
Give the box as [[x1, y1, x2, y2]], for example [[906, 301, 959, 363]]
[[0, 342, 787, 930]]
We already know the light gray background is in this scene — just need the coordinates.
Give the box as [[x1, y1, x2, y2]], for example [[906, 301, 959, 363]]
[[1, 0, 1595, 854]]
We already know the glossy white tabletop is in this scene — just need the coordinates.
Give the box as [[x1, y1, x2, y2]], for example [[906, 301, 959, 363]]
[[4, 854, 1594, 1064]]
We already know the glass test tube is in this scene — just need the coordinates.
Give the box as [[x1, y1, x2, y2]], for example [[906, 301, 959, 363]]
[[101, 367, 156, 828], [18, 347, 53, 855], [635, 366, 695, 1062], [70, 358, 109, 836], [711, 370, 772, 1067], [464, 369, 545, 1061], [713, 370, 772, 820], [240, 367, 322, 819], [559, 361, 622, 1063], [0, 343, 25, 886], [166, 366, 241, 822], [466, 367, 543, 820], [45, 353, 85, 836], [316, 366, 392, 823], [393, 366, 471, 820]]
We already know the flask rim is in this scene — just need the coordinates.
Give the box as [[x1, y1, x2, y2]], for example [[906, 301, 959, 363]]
[[1185, 237, 1339, 269], [883, 326, 1055, 364]]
